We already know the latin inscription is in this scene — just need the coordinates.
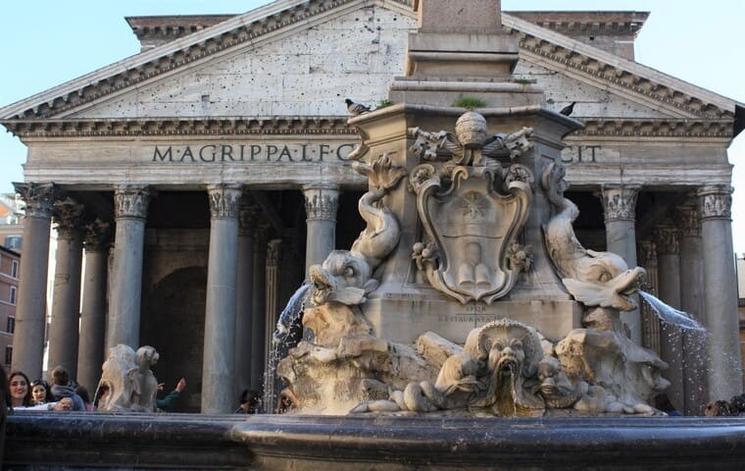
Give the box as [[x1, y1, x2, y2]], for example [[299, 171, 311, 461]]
[[561, 145, 604, 163], [152, 143, 356, 163]]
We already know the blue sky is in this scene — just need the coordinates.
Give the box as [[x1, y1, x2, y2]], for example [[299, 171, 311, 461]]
[[1, 0, 743, 253]]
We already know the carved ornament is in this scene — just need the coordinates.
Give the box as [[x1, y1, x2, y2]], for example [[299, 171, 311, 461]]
[[13, 182, 56, 219], [408, 112, 534, 304], [698, 186, 732, 220], [114, 186, 152, 219], [207, 184, 242, 219], [53, 198, 85, 239], [601, 185, 639, 223]]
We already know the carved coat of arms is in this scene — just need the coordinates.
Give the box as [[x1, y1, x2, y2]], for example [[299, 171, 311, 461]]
[[409, 112, 534, 304]]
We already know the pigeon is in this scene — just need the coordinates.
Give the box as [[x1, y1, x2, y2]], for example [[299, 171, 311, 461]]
[[345, 98, 371, 116], [559, 101, 576, 116]]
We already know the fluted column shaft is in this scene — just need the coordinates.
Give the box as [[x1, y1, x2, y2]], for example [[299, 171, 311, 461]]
[[107, 186, 151, 349], [47, 198, 85, 377], [303, 185, 339, 275], [698, 186, 743, 401], [201, 184, 242, 414], [234, 201, 257, 402], [655, 225, 683, 411], [601, 185, 641, 344], [677, 204, 707, 415], [10, 183, 55, 380]]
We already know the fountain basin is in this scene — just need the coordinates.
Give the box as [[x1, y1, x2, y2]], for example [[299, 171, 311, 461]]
[[5, 413, 745, 470]]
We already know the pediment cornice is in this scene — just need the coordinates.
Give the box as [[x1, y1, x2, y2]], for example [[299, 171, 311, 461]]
[[3, 116, 731, 140], [3, 116, 355, 138], [503, 15, 737, 120], [0, 0, 738, 124]]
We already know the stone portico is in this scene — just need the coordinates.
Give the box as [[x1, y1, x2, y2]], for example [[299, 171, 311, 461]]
[[2, 0, 743, 414]]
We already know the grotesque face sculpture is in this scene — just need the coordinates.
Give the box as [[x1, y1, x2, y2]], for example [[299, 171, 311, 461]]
[[488, 338, 526, 378], [455, 111, 488, 148]]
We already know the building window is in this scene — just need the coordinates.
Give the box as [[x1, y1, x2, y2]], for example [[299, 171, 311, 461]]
[[9, 286, 17, 305], [4, 236, 22, 251], [4, 346, 11, 366], [11, 260, 19, 278], [6, 316, 14, 334]]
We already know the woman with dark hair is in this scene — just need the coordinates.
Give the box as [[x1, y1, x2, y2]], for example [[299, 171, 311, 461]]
[[8, 371, 32, 408], [30, 380, 54, 406]]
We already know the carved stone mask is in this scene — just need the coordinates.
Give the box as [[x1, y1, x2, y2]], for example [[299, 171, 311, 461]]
[[455, 111, 488, 148]]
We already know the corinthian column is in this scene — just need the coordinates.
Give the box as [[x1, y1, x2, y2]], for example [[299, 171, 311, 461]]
[[637, 240, 660, 356], [10, 183, 55, 380], [263, 238, 283, 413], [107, 186, 151, 349], [600, 185, 641, 344], [201, 184, 242, 414], [654, 225, 683, 411], [77, 220, 111, 393], [250, 223, 270, 393], [47, 198, 85, 377], [234, 200, 257, 402], [698, 185, 743, 400], [677, 203, 707, 414], [303, 185, 339, 275]]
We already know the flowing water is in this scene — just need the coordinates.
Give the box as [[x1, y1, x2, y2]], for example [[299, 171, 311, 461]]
[[263, 283, 312, 412], [639, 290, 706, 331]]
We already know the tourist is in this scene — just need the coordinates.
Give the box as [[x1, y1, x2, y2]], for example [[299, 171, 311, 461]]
[[75, 386, 95, 412], [237, 389, 260, 414], [30, 380, 53, 406], [49, 366, 85, 411], [8, 371, 32, 408], [156, 377, 187, 412]]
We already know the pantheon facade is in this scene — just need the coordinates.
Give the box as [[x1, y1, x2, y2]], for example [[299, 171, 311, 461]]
[[1, 0, 743, 414]]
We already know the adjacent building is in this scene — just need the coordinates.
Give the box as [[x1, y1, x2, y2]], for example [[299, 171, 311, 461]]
[[0, 0, 742, 413], [0, 245, 20, 371]]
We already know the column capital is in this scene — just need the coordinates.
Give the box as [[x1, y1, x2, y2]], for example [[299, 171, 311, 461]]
[[637, 239, 657, 267], [114, 186, 152, 219], [83, 219, 111, 252], [53, 197, 85, 240], [653, 225, 680, 256], [676, 203, 701, 238], [303, 185, 340, 222], [14, 182, 56, 219], [267, 239, 283, 266], [600, 184, 641, 223], [207, 184, 242, 219], [252, 222, 272, 248], [238, 200, 260, 236], [697, 185, 733, 221]]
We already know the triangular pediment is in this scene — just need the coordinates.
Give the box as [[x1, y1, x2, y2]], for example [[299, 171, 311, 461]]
[[68, 3, 416, 119], [0, 0, 740, 125]]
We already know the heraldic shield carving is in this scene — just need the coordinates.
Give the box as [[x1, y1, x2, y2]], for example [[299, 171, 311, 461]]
[[409, 112, 534, 304]]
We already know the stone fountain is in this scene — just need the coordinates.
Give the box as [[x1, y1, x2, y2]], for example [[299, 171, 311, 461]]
[[7, 1, 745, 470], [276, 0, 666, 418]]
